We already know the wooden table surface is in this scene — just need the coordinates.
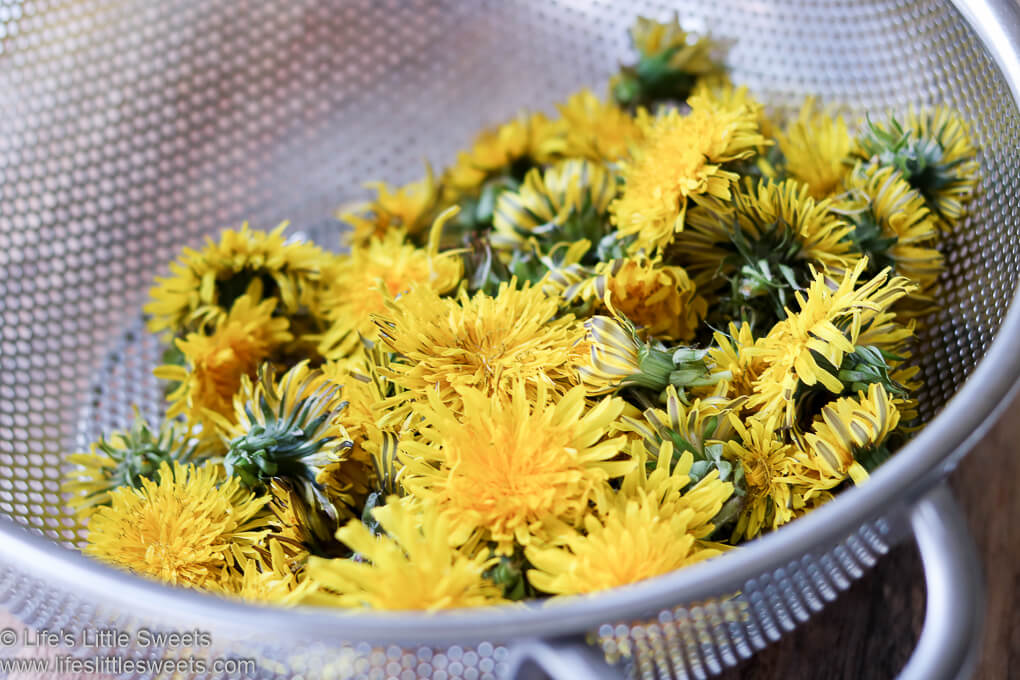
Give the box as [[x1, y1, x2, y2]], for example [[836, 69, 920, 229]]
[[1, 397, 1017, 679], [719, 391, 1020, 680]]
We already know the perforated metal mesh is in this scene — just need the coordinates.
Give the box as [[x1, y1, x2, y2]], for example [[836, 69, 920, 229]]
[[0, 1, 1017, 678]]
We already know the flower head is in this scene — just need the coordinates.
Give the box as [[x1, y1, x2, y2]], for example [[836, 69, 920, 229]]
[[374, 281, 585, 415], [211, 540, 308, 605], [219, 362, 359, 522], [154, 294, 292, 430], [853, 107, 979, 226], [749, 260, 916, 428], [802, 383, 900, 484], [545, 90, 642, 163], [301, 499, 507, 611], [610, 96, 768, 254], [84, 461, 269, 589], [339, 164, 441, 245], [492, 159, 617, 260], [526, 443, 731, 595], [725, 416, 840, 541], [318, 213, 463, 359], [776, 98, 854, 199], [145, 223, 327, 336], [400, 383, 632, 554], [64, 411, 199, 518]]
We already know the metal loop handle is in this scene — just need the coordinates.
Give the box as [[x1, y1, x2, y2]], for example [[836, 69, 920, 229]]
[[897, 483, 984, 680], [506, 483, 984, 680]]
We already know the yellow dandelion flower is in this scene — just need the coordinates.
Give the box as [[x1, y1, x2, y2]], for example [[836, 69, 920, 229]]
[[301, 499, 507, 611], [218, 361, 364, 523], [610, 96, 768, 254], [211, 541, 307, 605], [749, 260, 916, 428], [145, 223, 327, 336], [705, 322, 763, 400], [802, 383, 900, 485], [153, 294, 292, 430], [339, 164, 441, 245], [679, 177, 853, 290], [444, 112, 563, 197], [544, 89, 642, 163], [725, 415, 842, 541], [853, 106, 979, 226], [400, 382, 632, 554], [492, 159, 617, 256], [691, 77, 775, 139], [63, 411, 199, 518], [776, 98, 854, 199], [84, 461, 269, 589], [525, 442, 731, 596], [838, 163, 944, 295], [585, 256, 707, 342], [263, 479, 345, 564], [374, 280, 585, 415], [317, 213, 464, 360]]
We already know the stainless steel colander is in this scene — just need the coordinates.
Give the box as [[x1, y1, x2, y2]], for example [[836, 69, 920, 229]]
[[1, 1, 1019, 678]]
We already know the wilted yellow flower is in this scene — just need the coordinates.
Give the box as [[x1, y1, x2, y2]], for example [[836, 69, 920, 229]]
[[400, 382, 632, 554], [705, 322, 762, 400], [610, 96, 768, 254], [318, 212, 464, 359], [154, 294, 292, 430], [374, 281, 585, 415], [339, 164, 441, 245], [145, 223, 327, 336], [84, 461, 269, 589], [211, 541, 307, 605], [301, 499, 507, 611], [776, 97, 854, 199]]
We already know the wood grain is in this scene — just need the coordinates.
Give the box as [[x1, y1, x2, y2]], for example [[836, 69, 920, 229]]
[[720, 392, 1020, 680]]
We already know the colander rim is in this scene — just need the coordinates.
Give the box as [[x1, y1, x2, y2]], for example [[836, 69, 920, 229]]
[[1, 0, 1019, 647]]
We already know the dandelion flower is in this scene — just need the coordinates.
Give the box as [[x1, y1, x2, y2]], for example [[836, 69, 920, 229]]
[[610, 96, 768, 254], [725, 416, 841, 541], [803, 383, 901, 484], [212, 541, 308, 605], [317, 214, 463, 360], [339, 164, 441, 245], [853, 107, 979, 226], [444, 112, 563, 196], [545, 89, 642, 163], [749, 260, 916, 428], [706, 322, 763, 400], [493, 159, 617, 259], [838, 163, 944, 296], [374, 281, 585, 415], [400, 383, 632, 554], [63, 411, 199, 518], [154, 294, 292, 430], [145, 223, 327, 336], [526, 443, 731, 595], [301, 499, 507, 611], [84, 461, 269, 589], [218, 361, 360, 522], [776, 98, 854, 199]]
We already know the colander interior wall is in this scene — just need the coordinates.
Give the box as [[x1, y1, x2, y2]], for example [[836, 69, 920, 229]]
[[0, 0, 1017, 674]]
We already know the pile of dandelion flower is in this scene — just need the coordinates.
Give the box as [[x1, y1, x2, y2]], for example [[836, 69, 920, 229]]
[[65, 14, 980, 610]]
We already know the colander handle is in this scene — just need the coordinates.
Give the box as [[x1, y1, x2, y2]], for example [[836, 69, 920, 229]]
[[897, 483, 984, 680], [505, 483, 983, 680]]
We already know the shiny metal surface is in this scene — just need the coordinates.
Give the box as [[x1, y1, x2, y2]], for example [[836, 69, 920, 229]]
[[0, 0, 1018, 678]]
